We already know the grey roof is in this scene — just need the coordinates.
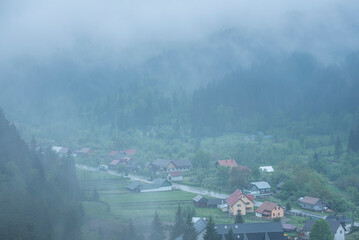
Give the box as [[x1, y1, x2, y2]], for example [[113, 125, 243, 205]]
[[215, 222, 284, 240], [303, 219, 341, 235], [142, 178, 172, 190], [326, 215, 351, 223], [152, 159, 171, 168], [193, 195, 204, 202], [252, 181, 271, 189], [194, 218, 207, 234], [126, 182, 142, 191], [215, 222, 283, 234], [172, 159, 192, 168], [207, 198, 225, 206]]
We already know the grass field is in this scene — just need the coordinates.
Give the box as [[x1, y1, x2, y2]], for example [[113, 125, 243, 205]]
[[77, 168, 235, 225]]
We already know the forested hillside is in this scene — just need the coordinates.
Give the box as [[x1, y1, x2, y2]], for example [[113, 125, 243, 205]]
[[1, 51, 359, 140], [0, 109, 83, 240]]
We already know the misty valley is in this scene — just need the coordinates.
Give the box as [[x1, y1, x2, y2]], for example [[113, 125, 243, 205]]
[[1, 1, 359, 240]]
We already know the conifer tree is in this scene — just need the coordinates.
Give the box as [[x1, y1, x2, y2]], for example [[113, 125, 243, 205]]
[[334, 136, 343, 159], [203, 217, 218, 240], [149, 212, 165, 240], [183, 214, 197, 240], [170, 204, 185, 240], [227, 228, 234, 240], [234, 214, 244, 223], [309, 219, 333, 240]]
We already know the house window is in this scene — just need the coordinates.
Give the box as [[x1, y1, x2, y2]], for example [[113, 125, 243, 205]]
[[278, 213, 280, 216], [246, 202, 250, 205], [273, 213, 275, 217], [237, 204, 241, 207], [340, 231, 342, 234]]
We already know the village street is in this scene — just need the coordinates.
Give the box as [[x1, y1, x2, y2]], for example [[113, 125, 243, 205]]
[[76, 164, 359, 226]]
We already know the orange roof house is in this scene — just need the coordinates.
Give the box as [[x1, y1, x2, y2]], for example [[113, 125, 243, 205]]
[[226, 189, 254, 216], [256, 201, 284, 219], [216, 159, 238, 168]]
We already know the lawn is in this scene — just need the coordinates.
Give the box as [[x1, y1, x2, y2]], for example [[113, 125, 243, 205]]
[[77, 168, 235, 224]]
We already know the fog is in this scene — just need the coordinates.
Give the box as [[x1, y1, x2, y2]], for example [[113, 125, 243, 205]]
[[1, 0, 359, 65]]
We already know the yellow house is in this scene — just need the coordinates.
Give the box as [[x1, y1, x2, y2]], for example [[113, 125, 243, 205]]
[[226, 189, 255, 215]]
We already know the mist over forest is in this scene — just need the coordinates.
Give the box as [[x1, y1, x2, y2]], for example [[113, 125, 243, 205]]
[[1, 0, 359, 240]]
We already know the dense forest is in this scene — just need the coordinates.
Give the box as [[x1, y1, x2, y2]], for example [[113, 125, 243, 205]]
[[0, 109, 83, 239], [1, 51, 359, 140]]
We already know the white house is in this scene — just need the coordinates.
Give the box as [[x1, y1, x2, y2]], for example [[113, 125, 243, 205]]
[[259, 166, 274, 173]]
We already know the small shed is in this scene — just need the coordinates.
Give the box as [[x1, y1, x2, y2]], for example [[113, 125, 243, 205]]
[[193, 195, 208, 208], [126, 182, 142, 192], [141, 178, 172, 192]]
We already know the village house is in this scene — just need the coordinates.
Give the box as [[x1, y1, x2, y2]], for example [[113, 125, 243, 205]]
[[207, 198, 226, 209], [149, 159, 191, 173], [243, 181, 271, 196], [255, 201, 284, 219], [214, 222, 285, 240], [193, 195, 208, 208], [226, 189, 254, 216], [126, 182, 142, 192], [301, 219, 345, 240], [298, 196, 327, 211], [259, 166, 274, 173], [120, 149, 136, 156], [140, 178, 172, 192], [326, 215, 352, 232], [216, 159, 238, 168], [76, 147, 93, 155], [51, 146, 71, 157], [167, 171, 184, 181], [109, 159, 121, 169], [167, 160, 192, 172]]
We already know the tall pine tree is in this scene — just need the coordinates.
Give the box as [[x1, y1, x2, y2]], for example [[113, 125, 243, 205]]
[[149, 212, 165, 240], [183, 214, 197, 240], [203, 217, 218, 240], [170, 204, 185, 240]]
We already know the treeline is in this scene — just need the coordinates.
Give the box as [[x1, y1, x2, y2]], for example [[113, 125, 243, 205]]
[[0, 109, 83, 239], [83, 52, 359, 137], [190, 52, 359, 136], [1, 52, 359, 139]]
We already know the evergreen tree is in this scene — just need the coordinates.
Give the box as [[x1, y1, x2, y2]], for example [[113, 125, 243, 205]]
[[183, 214, 197, 240], [234, 214, 244, 223], [334, 136, 343, 159], [149, 212, 165, 240], [227, 228, 235, 240], [203, 217, 218, 240], [170, 204, 185, 240], [348, 129, 356, 152], [309, 219, 334, 240], [285, 202, 291, 211]]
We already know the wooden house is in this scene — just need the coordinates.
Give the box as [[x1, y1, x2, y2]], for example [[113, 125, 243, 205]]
[[255, 201, 284, 219]]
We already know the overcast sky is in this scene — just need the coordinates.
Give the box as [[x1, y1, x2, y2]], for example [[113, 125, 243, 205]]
[[1, 0, 359, 64]]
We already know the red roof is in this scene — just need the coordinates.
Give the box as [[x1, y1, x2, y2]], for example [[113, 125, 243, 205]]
[[217, 159, 238, 168], [109, 151, 119, 156], [121, 149, 136, 156], [256, 201, 282, 214], [246, 194, 255, 201], [226, 189, 254, 207], [110, 160, 120, 166]]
